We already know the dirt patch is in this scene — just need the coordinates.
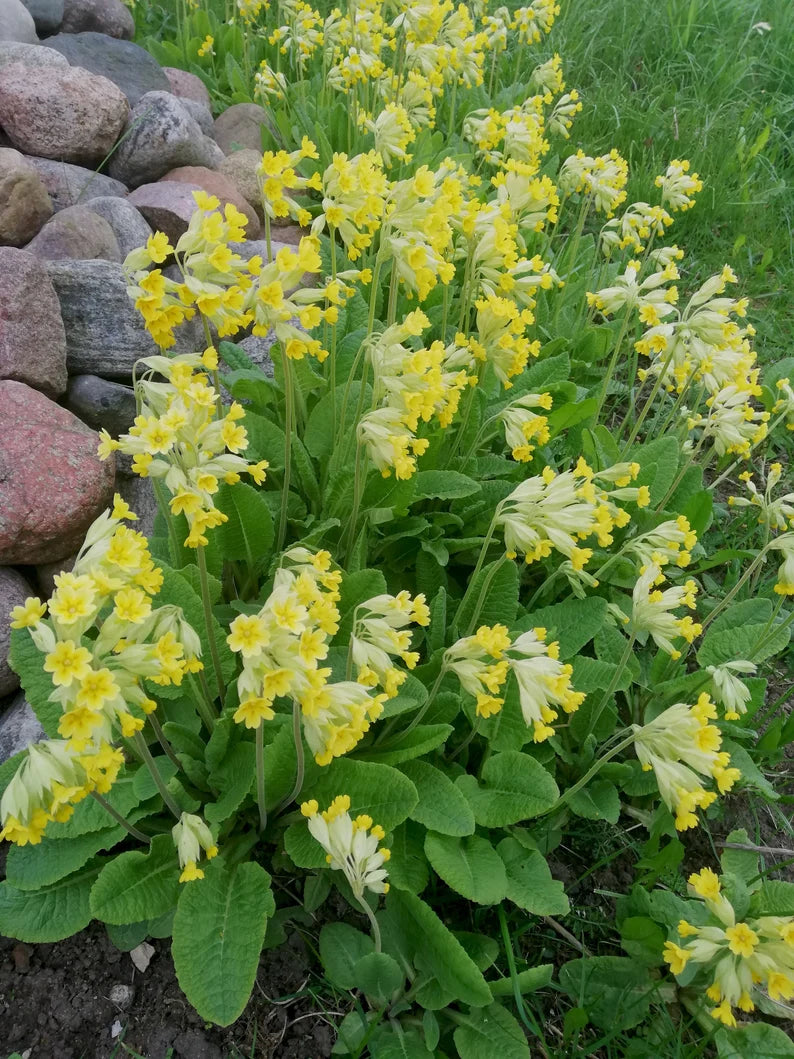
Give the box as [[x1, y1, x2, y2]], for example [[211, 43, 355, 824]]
[[0, 919, 338, 1059]]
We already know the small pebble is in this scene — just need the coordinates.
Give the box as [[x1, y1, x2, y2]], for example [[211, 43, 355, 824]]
[[109, 983, 135, 1009]]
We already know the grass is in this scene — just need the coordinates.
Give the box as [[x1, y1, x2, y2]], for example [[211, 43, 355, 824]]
[[553, 0, 794, 360]]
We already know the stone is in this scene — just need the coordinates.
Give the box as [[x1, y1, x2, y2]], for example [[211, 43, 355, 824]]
[[18, 0, 61, 34], [61, 0, 133, 39], [162, 65, 210, 108], [0, 0, 37, 43], [0, 40, 66, 67], [213, 102, 276, 155], [66, 373, 136, 436], [25, 203, 121, 261], [0, 567, 31, 696], [0, 148, 52, 246], [239, 333, 275, 378], [43, 30, 169, 106], [0, 246, 67, 395], [127, 179, 201, 242], [26, 157, 127, 211], [0, 693, 45, 764], [0, 380, 116, 564], [108, 91, 223, 188], [36, 553, 74, 596], [0, 61, 128, 165], [219, 148, 263, 219], [47, 258, 204, 376], [116, 472, 156, 538], [82, 195, 151, 257], [178, 96, 214, 138], [109, 984, 135, 1009], [162, 166, 260, 237]]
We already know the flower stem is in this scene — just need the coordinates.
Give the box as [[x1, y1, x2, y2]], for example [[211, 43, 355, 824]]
[[134, 732, 182, 820], [276, 699, 306, 814], [547, 730, 636, 814], [277, 345, 294, 552], [148, 712, 182, 772], [197, 545, 225, 707], [465, 552, 508, 636], [91, 792, 150, 844], [357, 894, 382, 953], [152, 479, 182, 568], [256, 722, 267, 833]]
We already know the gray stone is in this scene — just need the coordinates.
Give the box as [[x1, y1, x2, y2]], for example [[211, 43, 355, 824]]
[[47, 258, 203, 377], [26, 157, 127, 211], [220, 148, 262, 219], [25, 203, 121, 261], [108, 91, 223, 188], [162, 65, 210, 108], [66, 374, 136, 436], [239, 334, 275, 378], [0, 246, 67, 395], [43, 31, 169, 106], [83, 195, 151, 257], [0, 60, 128, 165], [109, 984, 135, 1009], [61, 0, 133, 39], [213, 102, 276, 155], [116, 472, 156, 538], [0, 567, 31, 696], [0, 693, 45, 764], [0, 39, 66, 67], [127, 179, 201, 242], [36, 553, 74, 597], [0, 147, 52, 246], [162, 165, 259, 236], [0, 0, 37, 43], [18, 0, 61, 34], [179, 96, 214, 138]]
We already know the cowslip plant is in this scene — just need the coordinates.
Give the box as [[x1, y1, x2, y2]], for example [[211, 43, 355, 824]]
[[2, 1, 794, 1055]]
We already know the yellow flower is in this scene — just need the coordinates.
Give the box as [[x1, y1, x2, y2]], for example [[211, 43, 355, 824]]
[[146, 231, 174, 264], [9, 597, 47, 629], [197, 34, 214, 57], [725, 923, 759, 958], [76, 668, 119, 710], [113, 587, 153, 624], [44, 641, 94, 687], [227, 614, 270, 657], [663, 941, 690, 975], [688, 867, 721, 901]]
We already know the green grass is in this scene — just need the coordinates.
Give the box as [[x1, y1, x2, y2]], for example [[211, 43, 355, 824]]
[[554, 0, 794, 359]]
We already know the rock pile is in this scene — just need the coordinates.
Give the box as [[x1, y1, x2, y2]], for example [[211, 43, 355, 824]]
[[0, 0, 290, 758]]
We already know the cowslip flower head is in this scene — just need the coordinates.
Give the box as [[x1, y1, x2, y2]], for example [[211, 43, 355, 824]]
[[351, 591, 430, 697], [633, 694, 740, 830], [508, 628, 585, 741], [629, 562, 701, 659], [445, 624, 512, 718], [172, 812, 218, 882], [663, 866, 794, 1026], [301, 795, 390, 898]]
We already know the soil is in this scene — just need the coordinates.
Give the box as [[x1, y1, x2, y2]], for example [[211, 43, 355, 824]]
[[0, 882, 338, 1059]]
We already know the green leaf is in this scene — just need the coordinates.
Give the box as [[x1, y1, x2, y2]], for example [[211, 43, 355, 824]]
[[497, 837, 569, 915], [89, 834, 180, 925], [489, 964, 553, 997], [284, 820, 327, 869], [568, 780, 621, 824], [558, 956, 655, 1031], [158, 563, 236, 686], [715, 1022, 794, 1058], [205, 741, 255, 824], [5, 826, 126, 890], [215, 482, 274, 568], [424, 833, 507, 904], [306, 382, 367, 458], [401, 760, 475, 837], [521, 597, 608, 660], [362, 724, 452, 766], [387, 820, 429, 894], [698, 598, 791, 666], [8, 628, 60, 736], [319, 921, 374, 989], [455, 559, 519, 634], [243, 409, 286, 470], [172, 858, 273, 1027], [0, 862, 101, 942], [752, 880, 794, 917], [352, 951, 404, 1001], [456, 751, 559, 826], [368, 1025, 434, 1059], [386, 890, 492, 1007], [305, 759, 418, 832], [413, 471, 481, 501], [630, 436, 681, 506], [453, 1003, 531, 1059], [335, 568, 388, 642]]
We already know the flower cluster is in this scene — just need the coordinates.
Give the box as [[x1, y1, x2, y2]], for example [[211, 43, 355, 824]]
[[664, 867, 794, 1026], [350, 590, 430, 697], [172, 812, 218, 882], [1, 498, 202, 845], [629, 562, 701, 659], [633, 695, 740, 830], [98, 351, 268, 548], [301, 795, 390, 898]]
